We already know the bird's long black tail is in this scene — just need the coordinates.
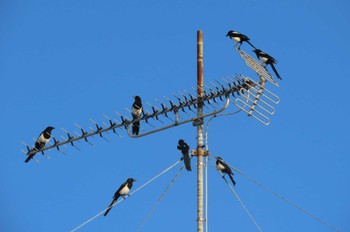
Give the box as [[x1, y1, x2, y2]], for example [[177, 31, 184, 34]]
[[246, 40, 256, 49], [104, 199, 116, 216], [270, 63, 282, 80], [228, 173, 236, 186], [183, 153, 192, 171], [24, 151, 36, 163], [132, 121, 140, 135]]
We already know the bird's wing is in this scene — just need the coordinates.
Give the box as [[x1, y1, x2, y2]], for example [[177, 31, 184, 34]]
[[240, 34, 249, 41], [115, 181, 126, 193], [37, 132, 50, 144], [183, 154, 192, 171], [118, 184, 130, 196], [219, 160, 233, 174], [260, 52, 277, 64], [268, 54, 277, 64]]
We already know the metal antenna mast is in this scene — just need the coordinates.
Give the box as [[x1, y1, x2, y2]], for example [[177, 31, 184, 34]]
[[196, 30, 205, 232]]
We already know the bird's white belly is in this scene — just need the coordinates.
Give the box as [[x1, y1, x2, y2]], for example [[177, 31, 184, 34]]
[[119, 185, 130, 196], [216, 163, 225, 171], [132, 108, 142, 116], [259, 57, 268, 63], [37, 134, 49, 144], [233, 37, 241, 43]]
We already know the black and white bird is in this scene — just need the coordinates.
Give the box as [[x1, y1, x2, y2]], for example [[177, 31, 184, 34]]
[[25, 126, 55, 163], [226, 30, 256, 49], [131, 96, 143, 135], [216, 157, 236, 186], [253, 49, 282, 80], [177, 139, 192, 171], [104, 178, 136, 216]]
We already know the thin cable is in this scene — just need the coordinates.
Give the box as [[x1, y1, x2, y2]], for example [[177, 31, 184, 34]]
[[230, 165, 341, 232], [204, 109, 242, 151], [204, 92, 250, 151], [204, 156, 209, 232], [225, 177, 263, 232], [210, 159, 263, 232], [204, 90, 341, 231], [71, 159, 182, 232], [136, 165, 185, 232], [203, 101, 246, 232], [129, 160, 181, 196], [210, 155, 341, 232]]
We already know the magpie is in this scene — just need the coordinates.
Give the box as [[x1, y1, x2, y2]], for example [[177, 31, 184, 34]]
[[226, 30, 256, 49], [253, 49, 282, 80], [25, 126, 55, 163], [131, 96, 142, 135], [216, 156, 236, 186], [104, 178, 136, 216], [177, 139, 192, 171]]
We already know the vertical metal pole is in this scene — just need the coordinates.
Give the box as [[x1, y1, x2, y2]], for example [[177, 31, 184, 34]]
[[197, 30, 204, 232]]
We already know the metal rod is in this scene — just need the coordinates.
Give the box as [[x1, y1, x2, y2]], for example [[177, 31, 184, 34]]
[[197, 30, 205, 232], [25, 85, 237, 156], [127, 97, 229, 138]]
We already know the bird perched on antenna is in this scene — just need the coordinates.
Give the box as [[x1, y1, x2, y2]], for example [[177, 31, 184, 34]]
[[131, 96, 143, 135], [253, 49, 282, 80], [104, 178, 136, 216], [226, 30, 256, 49], [216, 157, 236, 186], [177, 139, 192, 171], [25, 126, 55, 163]]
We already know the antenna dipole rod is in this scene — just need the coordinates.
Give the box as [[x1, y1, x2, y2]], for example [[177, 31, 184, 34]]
[[196, 30, 205, 232]]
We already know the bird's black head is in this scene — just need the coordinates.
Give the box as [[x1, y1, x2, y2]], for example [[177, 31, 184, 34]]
[[133, 96, 142, 103], [45, 126, 55, 132], [226, 30, 234, 37], [216, 156, 223, 161], [127, 178, 136, 183], [178, 139, 185, 145]]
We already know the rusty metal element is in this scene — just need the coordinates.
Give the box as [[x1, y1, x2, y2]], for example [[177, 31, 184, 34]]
[[196, 30, 205, 232]]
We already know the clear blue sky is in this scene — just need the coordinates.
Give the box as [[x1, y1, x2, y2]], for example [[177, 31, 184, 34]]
[[1, 0, 349, 231]]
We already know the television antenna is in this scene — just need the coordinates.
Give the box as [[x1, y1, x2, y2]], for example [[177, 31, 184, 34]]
[[21, 30, 281, 232]]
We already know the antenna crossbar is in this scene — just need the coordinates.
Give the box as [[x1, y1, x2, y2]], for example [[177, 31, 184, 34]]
[[23, 77, 250, 157]]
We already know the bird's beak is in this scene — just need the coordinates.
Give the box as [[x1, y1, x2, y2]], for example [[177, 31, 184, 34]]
[[133, 96, 136, 99], [133, 179, 137, 182]]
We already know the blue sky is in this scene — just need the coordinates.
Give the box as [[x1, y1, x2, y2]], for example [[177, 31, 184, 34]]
[[1, 0, 349, 231]]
